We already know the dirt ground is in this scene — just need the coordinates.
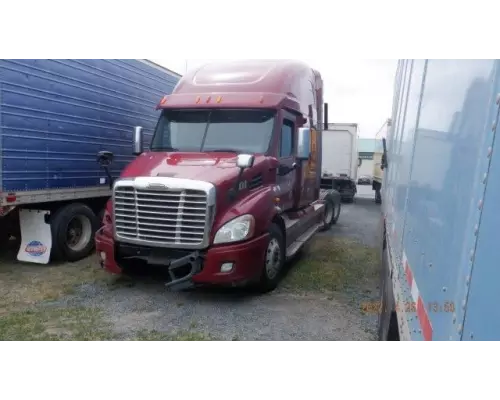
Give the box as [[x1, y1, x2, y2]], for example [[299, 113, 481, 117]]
[[0, 187, 382, 341]]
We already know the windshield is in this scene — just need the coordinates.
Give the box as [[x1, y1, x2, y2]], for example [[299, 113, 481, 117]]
[[150, 109, 276, 154]]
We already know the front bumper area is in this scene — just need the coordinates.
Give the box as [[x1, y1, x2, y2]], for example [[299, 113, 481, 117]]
[[95, 227, 269, 290]]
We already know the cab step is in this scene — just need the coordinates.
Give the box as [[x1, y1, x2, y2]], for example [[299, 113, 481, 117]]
[[285, 221, 323, 259]]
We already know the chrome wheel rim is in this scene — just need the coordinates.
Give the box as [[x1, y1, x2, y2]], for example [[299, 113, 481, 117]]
[[265, 238, 282, 280]]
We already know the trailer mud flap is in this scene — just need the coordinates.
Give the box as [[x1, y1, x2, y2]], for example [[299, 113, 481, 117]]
[[17, 209, 52, 265]]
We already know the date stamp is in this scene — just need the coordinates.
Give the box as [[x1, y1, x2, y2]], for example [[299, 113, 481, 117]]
[[361, 301, 456, 314]]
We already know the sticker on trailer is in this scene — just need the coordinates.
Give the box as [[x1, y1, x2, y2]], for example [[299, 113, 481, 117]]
[[17, 209, 52, 265]]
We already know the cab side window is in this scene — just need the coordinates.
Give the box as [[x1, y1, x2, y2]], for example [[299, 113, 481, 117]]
[[280, 119, 294, 158]]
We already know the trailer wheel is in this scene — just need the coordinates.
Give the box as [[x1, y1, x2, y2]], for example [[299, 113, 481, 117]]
[[255, 223, 286, 293], [320, 192, 341, 231], [51, 203, 100, 262]]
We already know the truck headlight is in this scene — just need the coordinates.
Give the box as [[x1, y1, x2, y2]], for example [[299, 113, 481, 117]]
[[213, 214, 255, 245]]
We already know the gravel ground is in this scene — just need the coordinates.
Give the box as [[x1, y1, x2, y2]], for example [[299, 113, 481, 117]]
[[1, 186, 382, 341], [325, 184, 380, 247]]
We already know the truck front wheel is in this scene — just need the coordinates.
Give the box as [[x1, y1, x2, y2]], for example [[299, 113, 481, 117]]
[[50, 203, 100, 262], [255, 223, 286, 293]]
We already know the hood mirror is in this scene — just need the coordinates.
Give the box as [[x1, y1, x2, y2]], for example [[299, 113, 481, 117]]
[[229, 154, 255, 202], [97, 151, 115, 189], [133, 126, 144, 156], [236, 154, 255, 169], [97, 151, 114, 167]]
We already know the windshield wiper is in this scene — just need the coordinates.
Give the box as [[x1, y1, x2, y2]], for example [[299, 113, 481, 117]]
[[205, 149, 242, 154]]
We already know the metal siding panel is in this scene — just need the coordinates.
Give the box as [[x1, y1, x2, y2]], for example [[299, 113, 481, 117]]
[[400, 60, 496, 341], [386, 60, 411, 243], [0, 59, 179, 193], [392, 61, 427, 340], [386, 60, 427, 340], [462, 65, 500, 341], [386, 61, 408, 210], [393, 60, 426, 266]]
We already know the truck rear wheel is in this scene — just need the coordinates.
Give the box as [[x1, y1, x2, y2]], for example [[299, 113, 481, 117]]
[[320, 192, 341, 231], [255, 223, 285, 293], [50, 203, 100, 262]]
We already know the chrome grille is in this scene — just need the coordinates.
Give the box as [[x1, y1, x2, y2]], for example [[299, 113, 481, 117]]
[[114, 184, 210, 248]]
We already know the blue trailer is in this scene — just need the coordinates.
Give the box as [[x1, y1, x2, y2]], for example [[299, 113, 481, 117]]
[[0, 59, 181, 264], [378, 59, 500, 341]]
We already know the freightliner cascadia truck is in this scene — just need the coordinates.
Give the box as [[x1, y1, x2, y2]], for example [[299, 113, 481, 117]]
[[0, 59, 180, 264], [378, 59, 500, 341], [95, 59, 342, 293]]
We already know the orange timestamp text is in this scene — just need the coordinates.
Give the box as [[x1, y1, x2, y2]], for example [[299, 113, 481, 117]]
[[361, 301, 456, 314]]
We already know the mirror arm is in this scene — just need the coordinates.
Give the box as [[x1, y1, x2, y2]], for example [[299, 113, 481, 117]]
[[104, 166, 114, 190], [228, 167, 246, 201]]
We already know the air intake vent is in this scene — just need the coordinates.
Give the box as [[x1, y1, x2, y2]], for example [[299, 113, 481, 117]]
[[249, 174, 263, 190]]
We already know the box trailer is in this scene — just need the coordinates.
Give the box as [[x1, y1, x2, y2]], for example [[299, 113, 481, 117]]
[[378, 59, 500, 341], [0, 59, 180, 264], [321, 123, 359, 203]]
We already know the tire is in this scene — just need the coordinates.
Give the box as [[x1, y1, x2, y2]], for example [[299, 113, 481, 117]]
[[50, 203, 100, 262], [255, 223, 286, 293], [320, 193, 341, 231]]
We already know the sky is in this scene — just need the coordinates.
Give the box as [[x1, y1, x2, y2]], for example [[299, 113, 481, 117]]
[[152, 59, 398, 139]]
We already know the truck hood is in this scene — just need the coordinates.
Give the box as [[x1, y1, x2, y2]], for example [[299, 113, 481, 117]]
[[120, 152, 264, 185]]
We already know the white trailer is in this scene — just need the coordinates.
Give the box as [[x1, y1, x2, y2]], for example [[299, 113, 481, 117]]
[[321, 123, 359, 203]]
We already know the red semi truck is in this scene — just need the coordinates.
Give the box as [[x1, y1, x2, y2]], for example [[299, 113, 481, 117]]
[[95, 59, 342, 292]]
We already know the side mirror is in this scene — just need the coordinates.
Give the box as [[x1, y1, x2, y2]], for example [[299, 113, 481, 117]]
[[297, 127, 311, 160], [324, 103, 329, 131], [97, 151, 114, 167], [133, 126, 144, 156], [382, 138, 388, 169], [97, 151, 115, 189], [358, 158, 363, 167], [236, 154, 255, 169]]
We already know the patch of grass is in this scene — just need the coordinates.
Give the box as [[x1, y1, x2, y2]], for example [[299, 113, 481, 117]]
[[0, 254, 109, 314], [133, 330, 217, 341], [283, 237, 379, 293], [0, 306, 115, 341]]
